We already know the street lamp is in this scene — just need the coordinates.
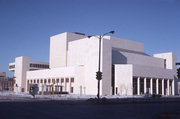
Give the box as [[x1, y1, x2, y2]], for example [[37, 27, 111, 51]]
[[74, 31, 115, 99], [87, 31, 115, 99]]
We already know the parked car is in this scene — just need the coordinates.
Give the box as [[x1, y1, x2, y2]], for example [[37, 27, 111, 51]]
[[152, 94, 161, 98], [144, 93, 161, 98]]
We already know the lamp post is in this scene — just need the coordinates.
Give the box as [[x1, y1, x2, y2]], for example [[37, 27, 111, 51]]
[[88, 31, 115, 99], [74, 31, 115, 99]]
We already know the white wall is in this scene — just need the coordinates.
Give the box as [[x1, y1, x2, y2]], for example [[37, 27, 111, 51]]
[[27, 67, 75, 79], [154, 52, 176, 70], [115, 64, 133, 95], [154, 52, 178, 94], [102, 39, 112, 95], [14, 56, 30, 92], [74, 66, 85, 95], [9, 56, 49, 92], [27, 66, 87, 95], [50, 32, 86, 68], [67, 38, 99, 95], [109, 36, 144, 53], [133, 64, 174, 79], [112, 49, 164, 68]]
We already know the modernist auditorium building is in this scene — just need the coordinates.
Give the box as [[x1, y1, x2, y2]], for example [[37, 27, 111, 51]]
[[9, 32, 178, 96]]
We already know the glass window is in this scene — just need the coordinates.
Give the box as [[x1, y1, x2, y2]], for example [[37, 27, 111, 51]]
[[66, 78, 69, 83], [56, 78, 59, 83], [30, 63, 49, 68], [61, 78, 64, 83], [71, 78, 74, 83], [9, 65, 15, 69]]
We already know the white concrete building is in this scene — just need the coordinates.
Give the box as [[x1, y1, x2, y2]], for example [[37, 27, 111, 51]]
[[9, 56, 49, 92], [25, 32, 178, 96]]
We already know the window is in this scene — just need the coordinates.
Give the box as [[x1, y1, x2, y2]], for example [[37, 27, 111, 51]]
[[61, 78, 64, 83], [70, 78, 74, 83], [9, 65, 15, 69], [56, 78, 59, 83], [66, 78, 69, 83], [31, 80, 32, 83], [34, 80, 36, 83], [44, 79, 47, 83], [37, 80, 39, 83], [41, 79, 43, 83], [48, 79, 51, 83], [30, 63, 49, 68]]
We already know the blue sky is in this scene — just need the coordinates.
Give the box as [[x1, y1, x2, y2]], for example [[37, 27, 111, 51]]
[[0, 0, 180, 76]]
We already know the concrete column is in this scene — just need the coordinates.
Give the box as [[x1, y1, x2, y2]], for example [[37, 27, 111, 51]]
[[137, 77, 140, 95], [162, 79, 164, 95], [172, 80, 175, 95], [144, 78, 147, 94], [65, 78, 67, 91], [156, 78, 159, 94], [167, 79, 170, 95], [150, 78, 153, 94], [42, 84, 44, 95]]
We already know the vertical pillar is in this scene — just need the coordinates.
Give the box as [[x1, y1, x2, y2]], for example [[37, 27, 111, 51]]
[[156, 78, 159, 94], [150, 78, 153, 94], [137, 77, 140, 95], [61, 78, 63, 92], [162, 79, 164, 95], [172, 80, 175, 95], [69, 83, 71, 94], [69, 78, 71, 93], [144, 78, 147, 94], [42, 84, 44, 95], [167, 79, 170, 95]]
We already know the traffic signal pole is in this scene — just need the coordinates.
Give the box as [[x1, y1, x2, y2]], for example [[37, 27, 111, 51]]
[[95, 31, 115, 99], [97, 36, 102, 99], [75, 31, 115, 99]]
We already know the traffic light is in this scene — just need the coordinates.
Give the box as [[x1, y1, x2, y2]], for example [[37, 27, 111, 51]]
[[29, 84, 39, 98], [177, 68, 180, 78], [96, 71, 102, 80]]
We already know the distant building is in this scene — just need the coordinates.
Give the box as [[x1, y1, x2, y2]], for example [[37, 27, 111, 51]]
[[0, 72, 14, 91], [9, 56, 49, 92], [0, 72, 6, 79], [22, 32, 177, 96]]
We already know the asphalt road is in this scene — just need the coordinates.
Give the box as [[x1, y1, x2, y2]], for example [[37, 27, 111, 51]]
[[0, 100, 180, 119]]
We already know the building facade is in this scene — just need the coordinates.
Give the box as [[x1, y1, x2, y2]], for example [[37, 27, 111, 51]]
[[0, 72, 14, 91], [0, 72, 6, 79], [9, 56, 49, 92], [24, 32, 178, 96]]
